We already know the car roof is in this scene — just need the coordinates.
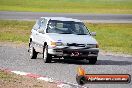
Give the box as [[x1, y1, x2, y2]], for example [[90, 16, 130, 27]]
[[40, 17, 82, 22]]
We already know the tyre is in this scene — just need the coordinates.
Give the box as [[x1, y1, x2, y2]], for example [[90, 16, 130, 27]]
[[88, 56, 97, 64], [43, 45, 52, 63], [29, 42, 38, 59]]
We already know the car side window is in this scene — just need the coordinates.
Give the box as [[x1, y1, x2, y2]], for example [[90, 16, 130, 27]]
[[40, 19, 47, 30], [33, 19, 43, 31], [33, 20, 39, 30], [36, 19, 47, 34]]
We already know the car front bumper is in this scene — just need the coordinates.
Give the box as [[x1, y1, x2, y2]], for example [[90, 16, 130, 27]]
[[48, 46, 99, 57]]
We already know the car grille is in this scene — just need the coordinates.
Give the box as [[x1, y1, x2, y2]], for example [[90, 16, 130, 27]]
[[67, 43, 85, 47]]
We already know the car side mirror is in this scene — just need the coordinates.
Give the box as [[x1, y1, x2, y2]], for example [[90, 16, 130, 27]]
[[91, 32, 96, 36], [38, 29, 44, 34]]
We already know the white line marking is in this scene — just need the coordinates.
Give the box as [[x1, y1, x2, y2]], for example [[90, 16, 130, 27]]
[[11, 71, 29, 75], [57, 84, 72, 88], [37, 77, 54, 82]]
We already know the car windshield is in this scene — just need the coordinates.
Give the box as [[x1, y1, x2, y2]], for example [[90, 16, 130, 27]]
[[46, 20, 90, 35]]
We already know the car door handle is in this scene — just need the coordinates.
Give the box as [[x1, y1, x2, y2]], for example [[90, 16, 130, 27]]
[[36, 33, 38, 35]]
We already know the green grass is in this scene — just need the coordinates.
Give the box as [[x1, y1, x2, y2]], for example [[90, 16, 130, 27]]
[[86, 23, 132, 54], [0, 0, 132, 14], [0, 70, 11, 80], [0, 20, 35, 43], [0, 20, 132, 54]]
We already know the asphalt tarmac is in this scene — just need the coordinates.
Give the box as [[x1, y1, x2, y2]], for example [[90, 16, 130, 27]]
[[0, 46, 131, 88], [0, 11, 132, 23]]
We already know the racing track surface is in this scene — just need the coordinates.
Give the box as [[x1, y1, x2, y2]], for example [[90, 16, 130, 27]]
[[0, 11, 132, 23], [0, 45, 131, 88]]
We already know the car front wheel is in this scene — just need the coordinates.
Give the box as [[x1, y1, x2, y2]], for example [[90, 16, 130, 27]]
[[43, 45, 52, 63], [88, 57, 97, 64]]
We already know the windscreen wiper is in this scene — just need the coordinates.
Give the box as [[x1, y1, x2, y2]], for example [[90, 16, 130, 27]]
[[59, 32, 72, 34], [76, 33, 87, 35]]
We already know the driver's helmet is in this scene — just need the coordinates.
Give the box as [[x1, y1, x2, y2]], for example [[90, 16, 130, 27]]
[[49, 22, 55, 29]]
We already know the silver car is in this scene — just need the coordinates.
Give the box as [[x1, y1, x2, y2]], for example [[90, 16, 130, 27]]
[[29, 17, 99, 64]]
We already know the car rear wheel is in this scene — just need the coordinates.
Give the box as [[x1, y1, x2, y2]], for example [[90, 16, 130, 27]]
[[88, 57, 97, 64], [29, 42, 38, 59], [43, 45, 52, 63]]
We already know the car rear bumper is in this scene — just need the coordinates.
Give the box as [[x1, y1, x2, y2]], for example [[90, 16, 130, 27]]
[[48, 47, 99, 57]]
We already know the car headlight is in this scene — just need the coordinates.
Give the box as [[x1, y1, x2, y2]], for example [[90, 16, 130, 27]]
[[50, 41, 64, 46]]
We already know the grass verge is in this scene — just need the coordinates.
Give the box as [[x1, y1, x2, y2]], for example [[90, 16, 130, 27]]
[[86, 23, 132, 54], [0, 70, 57, 88], [0, 0, 132, 14], [0, 20, 35, 43], [0, 20, 131, 54]]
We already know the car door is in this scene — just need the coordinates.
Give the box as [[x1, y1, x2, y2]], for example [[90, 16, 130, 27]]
[[32, 18, 43, 44], [36, 18, 48, 53]]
